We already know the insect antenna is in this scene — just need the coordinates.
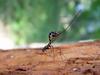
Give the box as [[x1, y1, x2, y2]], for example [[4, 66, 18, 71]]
[[60, 10, 81, 34], [50, 10, 82, 44], [42, 10, 82, 52]]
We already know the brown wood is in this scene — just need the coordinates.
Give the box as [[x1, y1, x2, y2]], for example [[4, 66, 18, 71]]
[[0, 40, 100, 75]]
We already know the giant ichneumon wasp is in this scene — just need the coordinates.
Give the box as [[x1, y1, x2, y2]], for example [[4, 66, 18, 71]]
[[42, 10, 82, 52]]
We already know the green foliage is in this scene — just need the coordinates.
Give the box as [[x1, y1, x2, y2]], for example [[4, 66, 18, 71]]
[[0, 0, 100, 44]]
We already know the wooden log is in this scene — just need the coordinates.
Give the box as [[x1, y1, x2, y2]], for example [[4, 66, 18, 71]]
[[0, 40, 100, 75]]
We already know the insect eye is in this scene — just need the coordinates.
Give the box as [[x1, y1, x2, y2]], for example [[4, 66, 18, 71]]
[[52, 34, 55, 37]]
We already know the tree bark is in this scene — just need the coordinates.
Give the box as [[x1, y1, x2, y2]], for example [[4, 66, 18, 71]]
[[0, 40, 100, 75]]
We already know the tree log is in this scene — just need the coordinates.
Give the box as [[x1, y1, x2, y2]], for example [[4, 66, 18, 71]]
[[0, 40, 100, 75]]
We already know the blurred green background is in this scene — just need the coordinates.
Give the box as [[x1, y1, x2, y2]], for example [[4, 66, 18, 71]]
[[0, 0, 100, 45]]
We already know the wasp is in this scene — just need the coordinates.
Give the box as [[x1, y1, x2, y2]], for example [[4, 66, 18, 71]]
[[42, 32, 60, 52], [42, 10, 82, 52]]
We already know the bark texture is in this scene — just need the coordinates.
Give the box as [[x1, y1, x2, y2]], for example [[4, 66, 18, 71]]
[[0, 40, 100, 75]]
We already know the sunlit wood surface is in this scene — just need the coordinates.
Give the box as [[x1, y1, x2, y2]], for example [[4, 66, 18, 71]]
[[0, 40, 100, 75]]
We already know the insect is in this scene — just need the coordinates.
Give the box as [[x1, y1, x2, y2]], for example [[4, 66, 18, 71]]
[[42, 32, 60, 52], [42, 10, 82, 52]]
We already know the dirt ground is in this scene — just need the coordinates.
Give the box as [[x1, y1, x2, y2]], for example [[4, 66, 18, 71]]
[[0, 40, 100, 75]]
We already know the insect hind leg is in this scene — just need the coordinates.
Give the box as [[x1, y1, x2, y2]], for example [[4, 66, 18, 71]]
[[56, 47, 66, 62], [45, 45, 57, 62]]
